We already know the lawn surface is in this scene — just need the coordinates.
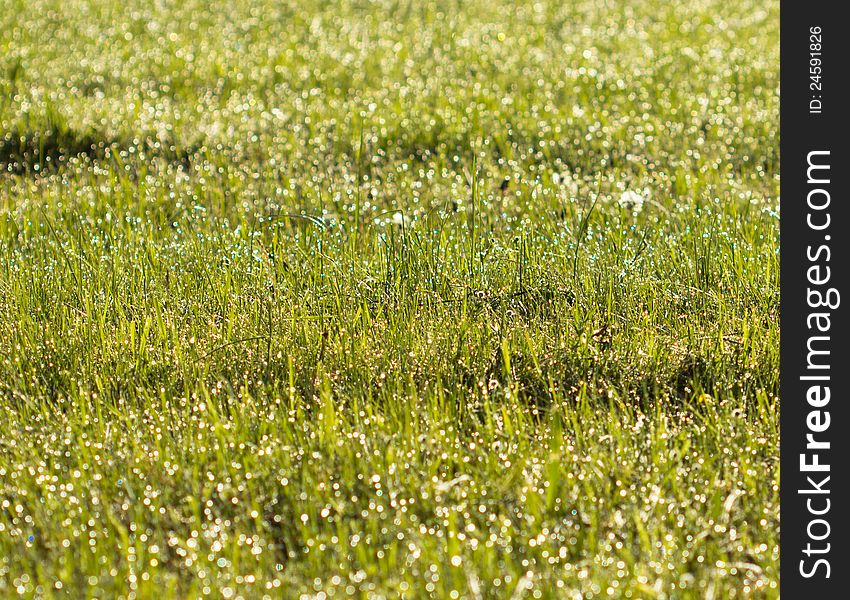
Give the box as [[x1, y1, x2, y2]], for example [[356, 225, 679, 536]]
[[0, 0, 779, 597]]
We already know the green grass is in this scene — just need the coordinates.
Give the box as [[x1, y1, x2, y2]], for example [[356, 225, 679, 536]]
[[0, 0, 779, 597]]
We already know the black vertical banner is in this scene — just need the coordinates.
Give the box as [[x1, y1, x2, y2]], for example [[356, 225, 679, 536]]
[[781, 3, 849, 596]]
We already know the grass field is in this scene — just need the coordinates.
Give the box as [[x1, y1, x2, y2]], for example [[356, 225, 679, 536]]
[[0, 0, 780, 597]]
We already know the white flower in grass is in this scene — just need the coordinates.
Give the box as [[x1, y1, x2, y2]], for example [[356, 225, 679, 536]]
[[552, 171, 579, 196], [618, 190, 646, 214]]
